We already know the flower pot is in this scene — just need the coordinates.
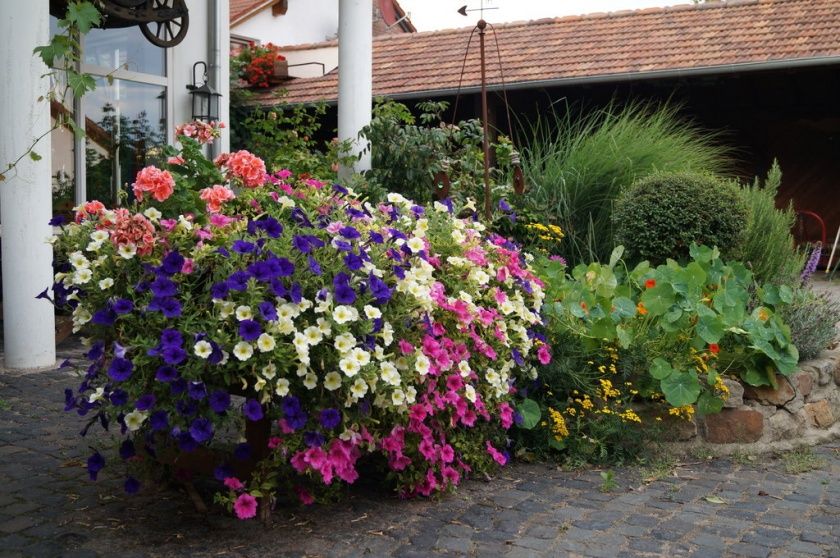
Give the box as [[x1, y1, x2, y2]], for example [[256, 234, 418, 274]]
[[268, 59, 289, 84]]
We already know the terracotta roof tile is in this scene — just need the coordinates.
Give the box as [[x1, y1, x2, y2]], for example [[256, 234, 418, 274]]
[[231, 0, 278, 25], [249, 0, 840, 105]]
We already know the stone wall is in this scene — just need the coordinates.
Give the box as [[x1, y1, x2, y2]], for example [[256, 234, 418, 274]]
[[668, 345, 840, 454]]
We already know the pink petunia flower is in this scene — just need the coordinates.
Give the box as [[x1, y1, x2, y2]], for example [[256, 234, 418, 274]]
[[233, 493, 258, 519]]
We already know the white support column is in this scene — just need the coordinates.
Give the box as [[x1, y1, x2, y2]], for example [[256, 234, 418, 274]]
[[0, 0, 57, 369], [338, 0, 373, 174]]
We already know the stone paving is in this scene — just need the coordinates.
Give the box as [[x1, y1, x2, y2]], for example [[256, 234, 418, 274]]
[[0, 338, 838, 557]]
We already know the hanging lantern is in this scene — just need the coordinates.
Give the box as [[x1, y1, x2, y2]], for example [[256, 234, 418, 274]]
[[187, 62, 222, 122]]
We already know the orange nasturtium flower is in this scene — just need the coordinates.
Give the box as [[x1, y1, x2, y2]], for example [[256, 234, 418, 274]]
[[636, 302, 648, 316], [645, 279, 656, 289], [708, 343, 720, 355]]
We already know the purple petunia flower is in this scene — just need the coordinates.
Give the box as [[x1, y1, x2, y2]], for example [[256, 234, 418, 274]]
[[113, 342, 127, 359], [187, 381, 207, 401], [292, 235, 312, 254], [232, 240, 256, 254], [268, 257, 295, 277], [150, 410, 169, 431], [86, 342, 105, 361], [214, 464, 234, 481], [112, 299, 134, 314], [289, 283, 302, 304], [124, 476, 140, 494], [319, 408, 341, 430], [149, 277, 178, 298], [160, 251, 185, 275], [87, 451, 105, 480], [227, 271, 251, 291], [49, 215, 68, 226], [339, 226, 361, 239], [368, 274, 392, 304], [108, 358, 133, 382], [210, 282, 229, 299], [259, 217, 283, 238], [498, 199, 512, 212], [161, 345, 187, 365], [333, 239, 353, 252], [189, 418, 214, 443], [344, 252, 363, 271], [155, 365, 179, 382], [119, 439, 135, 460], [160, 329, 183, 347], [270, 278, 287, 298], [135, 393, 156, 411], [178, 431, 198, 452], [290, 207, 314, 228], [368, 231, 384, 244], [258, 301, 277, 321], [159, 298, 182, 318], [239, 320, 261, 341], [91, 307, 117, 326], [176, 399, 198, 417], [208, 390, 231, 414], [304, 431, 325, 448], [248, 261, 273, 282], [109, 389, 128, 406], [243, 399, 263, 421], [282, 396, 301, 415], [308, 255, 322, 276], [170, 378, 187, 395]]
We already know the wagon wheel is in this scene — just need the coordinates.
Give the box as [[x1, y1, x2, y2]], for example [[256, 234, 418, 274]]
[[139, 0, 189, 48], [110, 0, 147, 7]]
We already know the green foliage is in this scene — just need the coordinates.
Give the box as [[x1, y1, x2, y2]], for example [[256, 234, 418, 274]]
[[731, 160, 807, 285], [779, 288, 840, 360], [518, 101, 731, 266], [613, 172, 746, 265], [235, 105, 355, 180], [360, 99, 513, 205], [599, 470, 618, 492]]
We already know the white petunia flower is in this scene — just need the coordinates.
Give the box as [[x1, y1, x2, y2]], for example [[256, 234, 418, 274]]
[[194, 340, 213, 359], [391, 389, 406, 406], [303, 373, 318, 390], [69, 251, 89, 269], [332, 305, 358, 324], [349, 347, 371, 367], [323, 372, 342, 391], [339, 358, 360, 377], [380, 362, 401, 386], [233, 341, 254, 361], [415, 353, 431, 375], [275, 378, 290, 397], [407, 237, 425, 253], [256, 333, 276, 352], [73, 268, 93, 284], [235, 305, 253, 321], [303, 326, 323, 345], [464, 384, 477, 403], [381, 322, 394, 346], [90, 230, 109, 242], [117, 243, 137, 259], [350, 378, 369, 399], [88, 387, 106, 404], [262, 363, 277, 380], [334, 333, 356, 353], [292, 332, 309, 351], [124, 410, 148, 431], [86, 241, 102, 252], [143, 207, 162, 221], [98, 278, 114, 290], [363, 305, 382, 320]]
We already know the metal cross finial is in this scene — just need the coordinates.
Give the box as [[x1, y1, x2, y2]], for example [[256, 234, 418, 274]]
[[457, 0, 498, 19]]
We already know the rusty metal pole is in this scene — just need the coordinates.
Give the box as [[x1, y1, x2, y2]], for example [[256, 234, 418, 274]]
[[478, 19, 492, 222]]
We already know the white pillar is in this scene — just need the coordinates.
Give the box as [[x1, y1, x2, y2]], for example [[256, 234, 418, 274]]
[[338, 0, 373, 174], [0, 0, 56, 369]]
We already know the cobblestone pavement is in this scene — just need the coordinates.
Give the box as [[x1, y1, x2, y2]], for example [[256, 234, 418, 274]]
[[0, 339, 838, 558]]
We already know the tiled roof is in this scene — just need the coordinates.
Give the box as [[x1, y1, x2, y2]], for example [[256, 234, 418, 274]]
[[249, 0, 840, 106], [230, 0, 278, 25]]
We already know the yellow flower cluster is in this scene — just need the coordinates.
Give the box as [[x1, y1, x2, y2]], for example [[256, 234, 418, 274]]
[[668, 405, 695, 421], [548, 407, 569, 441], [597, 378, 621, 399], [619, 409, 642, 423], [525, 223, 565, 242], [567, 347, 643, 426], [714, 374, 730, 400]]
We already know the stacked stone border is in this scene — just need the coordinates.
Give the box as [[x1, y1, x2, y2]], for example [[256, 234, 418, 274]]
[[666, 344, 840, 454]]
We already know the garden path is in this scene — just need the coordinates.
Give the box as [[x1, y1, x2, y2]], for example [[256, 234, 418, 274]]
[[0, 337, 837, 557]]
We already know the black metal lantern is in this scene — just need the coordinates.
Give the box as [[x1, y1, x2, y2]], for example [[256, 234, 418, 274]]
[[187, 61, 221, 121]]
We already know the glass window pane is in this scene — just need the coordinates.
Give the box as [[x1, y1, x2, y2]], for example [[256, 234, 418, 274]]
[[84, 78, 167, 206], [84, 26, 165, 76]]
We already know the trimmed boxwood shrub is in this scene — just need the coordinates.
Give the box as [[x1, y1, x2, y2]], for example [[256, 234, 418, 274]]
[[613, 172, 746, 264]]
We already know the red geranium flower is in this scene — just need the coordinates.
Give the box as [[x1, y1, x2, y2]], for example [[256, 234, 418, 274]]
[[645, 278, 656, 289]]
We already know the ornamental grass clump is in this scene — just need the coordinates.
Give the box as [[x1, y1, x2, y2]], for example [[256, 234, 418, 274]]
[[49, 121, 550, 517]]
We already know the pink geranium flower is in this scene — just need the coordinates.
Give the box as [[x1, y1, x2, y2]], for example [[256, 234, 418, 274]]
[[132, 166, 175, 202]]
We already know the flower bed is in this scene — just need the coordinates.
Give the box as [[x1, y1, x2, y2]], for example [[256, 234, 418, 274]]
[[50, 122, 549, 518]]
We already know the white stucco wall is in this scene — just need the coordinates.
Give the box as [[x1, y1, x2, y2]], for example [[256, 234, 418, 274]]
[[283, 46, 339, 78], [170, 0, 230, 152], [233, 0, 340, 46]]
